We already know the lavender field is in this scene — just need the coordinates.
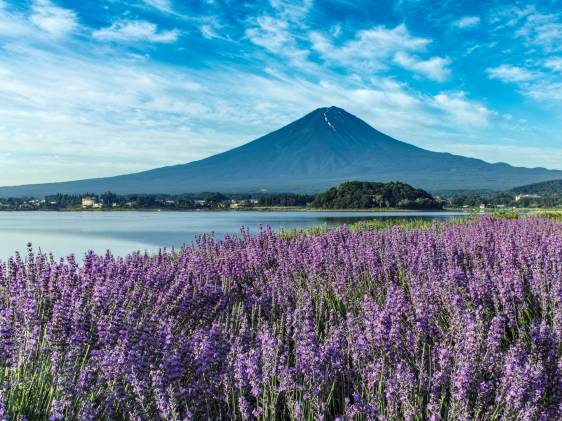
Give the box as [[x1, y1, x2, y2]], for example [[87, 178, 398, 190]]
[[0, 217, 560, 420]]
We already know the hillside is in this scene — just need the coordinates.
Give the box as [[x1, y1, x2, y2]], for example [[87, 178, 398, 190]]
[[1, 106, 562, 197], [510, 179, 562, 195], [311, 181, 441, 209]]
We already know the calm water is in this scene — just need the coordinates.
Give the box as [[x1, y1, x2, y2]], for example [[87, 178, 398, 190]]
[[0, 211, 466, 259]]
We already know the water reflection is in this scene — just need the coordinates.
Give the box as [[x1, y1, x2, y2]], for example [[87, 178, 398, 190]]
[[0, 211, 466, 258]]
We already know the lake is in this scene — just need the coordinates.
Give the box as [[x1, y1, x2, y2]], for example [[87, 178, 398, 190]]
[[0, 210, 466, 259]]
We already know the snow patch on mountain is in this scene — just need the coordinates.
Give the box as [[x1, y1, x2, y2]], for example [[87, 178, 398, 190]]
[[323, 111, 336, 131]]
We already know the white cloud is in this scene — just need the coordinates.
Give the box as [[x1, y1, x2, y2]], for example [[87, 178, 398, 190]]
[[244, 0, 313, 63], [521, 80, 562, 101], [245, 16, 309, 65], [0, 5, 33, 38], [311, 24, 430, 70], [485, 64, 562, 102], [513, 8, 562, 52], [29, 0, 78, 37], [246, 16, 291, 51], [269, 0, 312, 21], [545, 57, 562, 71], [92, 20, 180, 43], [0, 48, 237, 184], [200, 24, 219, 39], [5, 0, 546, 183], [310, 24, 450, 81], [143, 0, 173, 13], [485, 6, 562, 102], [196, 15, 229, 41], [486, 64, 537, 82], [330, 23, 342, 38], [433, 91, 491, 126], [394, 52, 451, 81], [0, 32, 483, 185], [453, 16, 480, 29]]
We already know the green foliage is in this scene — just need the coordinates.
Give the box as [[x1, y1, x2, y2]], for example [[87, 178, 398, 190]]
[[510, 179, 562, 195], [257, 194, 313, 207], [280, 217, 457, 238], [492, 208, 519, 219], [100, 191, 118, 207], [529, 210, 562, 221], [0, 192, 311, 211], [311, 181, 442, 210], [446, 190, 562, 209]]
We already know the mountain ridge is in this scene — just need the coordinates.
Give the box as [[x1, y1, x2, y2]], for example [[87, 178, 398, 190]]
[[1, 106, 562, 197], [510, 179, 562, 195]]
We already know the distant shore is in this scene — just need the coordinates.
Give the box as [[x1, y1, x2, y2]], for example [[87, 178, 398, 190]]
[[2, 205, 553, 214], [0, 206, 463, 213]]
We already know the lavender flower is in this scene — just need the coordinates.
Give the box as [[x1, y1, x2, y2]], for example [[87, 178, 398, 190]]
[[0, 217, 559, 419]]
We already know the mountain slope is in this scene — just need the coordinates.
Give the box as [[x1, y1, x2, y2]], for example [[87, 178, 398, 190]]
[[510, 179, 562, 195], [2, 106, 562, 197]]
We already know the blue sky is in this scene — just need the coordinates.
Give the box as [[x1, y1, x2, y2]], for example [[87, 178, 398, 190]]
[[1, 0, 562, 185]]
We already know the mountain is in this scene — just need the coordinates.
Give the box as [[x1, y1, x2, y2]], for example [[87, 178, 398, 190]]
[[510, 179, 562, 195], [2, 106, 562, 197]]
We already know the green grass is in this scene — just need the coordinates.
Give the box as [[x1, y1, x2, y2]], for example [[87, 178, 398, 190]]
[[279, 217, 468, 239], [527, 209, 562, 221], [279, 209, 562, 239]]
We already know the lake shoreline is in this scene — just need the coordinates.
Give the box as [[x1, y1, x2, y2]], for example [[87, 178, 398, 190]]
[[0, 207, 461, 213], [0, 210, 468, 258]]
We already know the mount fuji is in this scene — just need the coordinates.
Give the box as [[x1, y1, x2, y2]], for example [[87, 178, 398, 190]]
[[1, 106, 561, 197]]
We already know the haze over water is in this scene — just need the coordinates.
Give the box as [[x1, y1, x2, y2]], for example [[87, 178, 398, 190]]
[[0, 211, 464, 259]]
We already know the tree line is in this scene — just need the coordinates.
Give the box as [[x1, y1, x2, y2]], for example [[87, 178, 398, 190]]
[[0, 192, 315, 211], [311, 181, 442, 210], [3, 180, 562, 211]]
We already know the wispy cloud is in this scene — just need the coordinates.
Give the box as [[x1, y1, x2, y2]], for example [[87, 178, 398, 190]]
[[492, 5, 562, 53], [246, 16, 293, 52], [92, 20, 180, 43], [29, 0, 78, 37], [310, 24, 431, 70], [485, 4, 562, 104], [545, 57, 562, 71], [269, 0, 313, 20], [0, 4, 33, 38], [486, 64, 537, 82], [1, 0, 562, 185], [246, 15, 310, 66], [143, 0, 173, 14], [200, 24, 219, 39], [394, 52, 451, 81], [453, 16, 480, 29], [522, 81, 562, 101], [433, 91, 491, 127], [514, 8, 562, 53], [309, 24, 451, 81], [0, 47, 233, 184], [486, 63, 562, 102]]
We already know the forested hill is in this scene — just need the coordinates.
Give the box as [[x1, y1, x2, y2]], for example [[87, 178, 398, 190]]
[[311, 181, 442, 209], [510, 179, 562, 195]]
